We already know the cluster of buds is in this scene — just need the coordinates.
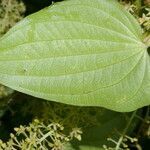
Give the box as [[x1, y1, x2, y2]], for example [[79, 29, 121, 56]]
[[0, 119, 83, 150]]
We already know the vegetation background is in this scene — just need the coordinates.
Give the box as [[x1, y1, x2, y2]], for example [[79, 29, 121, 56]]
[[0, 0, 149, 149]]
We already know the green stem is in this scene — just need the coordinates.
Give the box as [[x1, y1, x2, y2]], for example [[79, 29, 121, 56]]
[[115, 111, 137, 150], [39, 131, 54, 143]]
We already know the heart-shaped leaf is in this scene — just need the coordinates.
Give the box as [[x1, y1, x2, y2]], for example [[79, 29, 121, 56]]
[[0, 0, 149, 112]]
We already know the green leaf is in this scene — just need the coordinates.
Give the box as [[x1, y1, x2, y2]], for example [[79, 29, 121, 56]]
[[0, 0, 149, 112]]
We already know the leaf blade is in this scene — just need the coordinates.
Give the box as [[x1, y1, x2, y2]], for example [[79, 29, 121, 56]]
[[0, 0, 149, 112]]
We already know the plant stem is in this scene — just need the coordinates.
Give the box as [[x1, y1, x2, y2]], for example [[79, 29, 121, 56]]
[[39, 131, 53, 143], [115, 111, 137, 150]]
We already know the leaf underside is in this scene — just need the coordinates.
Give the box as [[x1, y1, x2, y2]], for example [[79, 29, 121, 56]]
[[0, 0, 149, 112]]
